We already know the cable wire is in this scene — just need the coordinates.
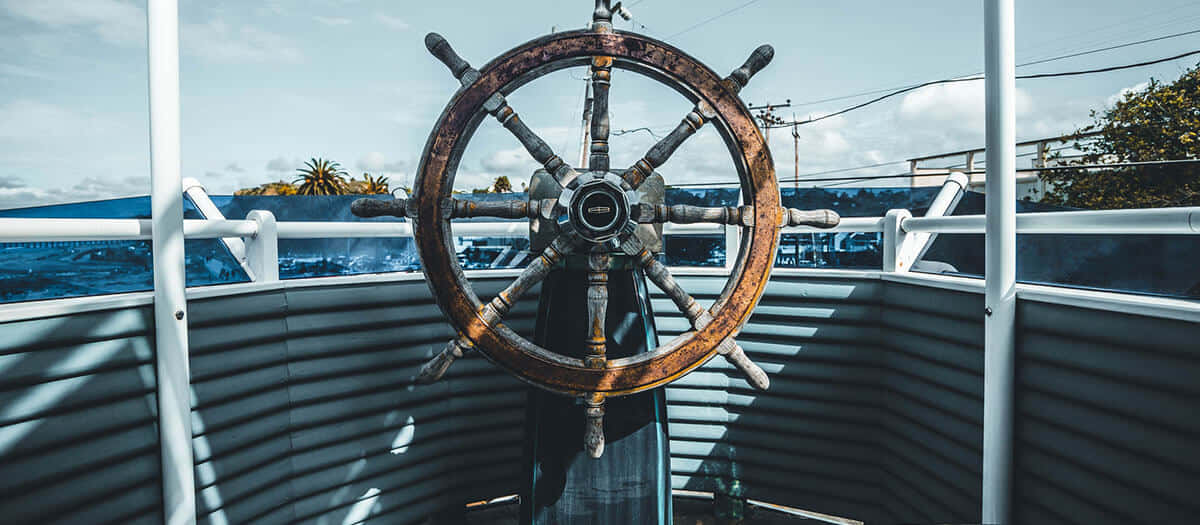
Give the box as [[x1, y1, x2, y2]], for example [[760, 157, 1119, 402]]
[[775, 48, 1200, 128], [661, 159, 1200, 188], [789, 28, 1200, 109], [665, 0, 762, 40]]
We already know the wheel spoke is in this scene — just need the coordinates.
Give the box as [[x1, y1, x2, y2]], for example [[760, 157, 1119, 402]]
[[783, 208, 841, 228], [445, 197, 558, 220], [415, 236, 572, 385], [621, 235, 770, 390], [478, 235, 573, 328], [587, 55, 612, 172], [416, 335, 473, 384], [585, 252, 610, 368], [351, 197, 409, 219], [583, 392, 606, 458], [425, 32, 578, 187], [621, 44, 776, 189], [620, 106, 709, 189], [635, 203, 753, 225]]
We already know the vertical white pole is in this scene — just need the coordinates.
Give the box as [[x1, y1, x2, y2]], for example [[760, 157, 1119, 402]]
[[983, 0, 1016, 523], [148, 1, 195, 524]]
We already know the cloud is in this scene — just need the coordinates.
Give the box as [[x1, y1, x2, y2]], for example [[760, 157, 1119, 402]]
[[0, 175, 26, 189], [375, 13, 409, 30], [357, 152, 409, 173], [1107, 81, 1149, 108], [479, 147, 539, 175], [182, 20, 302, 64], [224, 162, 244, 173], [71, 175, 149, 197], [0, 174, 152, 209], [204, 170, 225, 179], [266, 157, 296, 172], [0, 0, 145, 46], [898, 81, 1032, 133], [357, 152, 386, 172], [313, 15, 352, 26]]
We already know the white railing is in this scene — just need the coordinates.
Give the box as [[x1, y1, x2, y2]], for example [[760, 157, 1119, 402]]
[[4, 180, 1199, 282]]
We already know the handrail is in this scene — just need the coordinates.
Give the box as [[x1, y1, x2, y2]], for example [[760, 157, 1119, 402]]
[[0, 218, 257, 242], [2, 206, 1197, 243], [902, 207, 1200, 235]]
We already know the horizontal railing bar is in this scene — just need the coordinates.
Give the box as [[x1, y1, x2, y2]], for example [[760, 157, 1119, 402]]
[[3, 207, 1196, 243], [0, 218, 257, 242], [275, 221, 413, 239], [902, 207, 1200, 235]]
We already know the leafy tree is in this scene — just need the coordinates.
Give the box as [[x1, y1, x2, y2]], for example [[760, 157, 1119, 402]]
[[1040, 62, 1200, 209], [492, 175, 513, 193], [293, 158, 348, 196], [346, 173, 390, 194], [234, 180, 298, 196]]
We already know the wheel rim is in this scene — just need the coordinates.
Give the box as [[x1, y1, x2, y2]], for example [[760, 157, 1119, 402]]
[[412, 29, 781, 396]]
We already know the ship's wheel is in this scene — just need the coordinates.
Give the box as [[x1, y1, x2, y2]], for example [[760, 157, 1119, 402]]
[[352, 0, 838, 458]]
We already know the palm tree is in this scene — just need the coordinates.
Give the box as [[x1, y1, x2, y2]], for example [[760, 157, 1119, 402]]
[[293, 158, 348, 195], [362, 173, 390, 194], [492, 175, 513, 193]]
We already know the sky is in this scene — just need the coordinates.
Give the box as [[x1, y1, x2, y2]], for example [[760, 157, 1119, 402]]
[[1, 0, 1199, 208]]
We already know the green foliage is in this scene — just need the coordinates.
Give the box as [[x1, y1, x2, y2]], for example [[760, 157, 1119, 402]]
[[492, 175, 513, 193], [293, 158, 349, 196], [1040, 62, 1200, 209], [346, 173, 390, 194], [234, 180, 298, 196]]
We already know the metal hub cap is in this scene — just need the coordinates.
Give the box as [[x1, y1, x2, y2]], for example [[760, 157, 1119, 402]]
[[557, 172, 638, 245]]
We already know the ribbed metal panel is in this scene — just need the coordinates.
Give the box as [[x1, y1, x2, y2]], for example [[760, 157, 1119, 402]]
[[656, 273, 889, 524], [184, 276, 535, 525], [1014, 299, 1200, 525], [0, 306, 161, 525], [3, 272, 1196, 524], [879, 281, 984, 524]]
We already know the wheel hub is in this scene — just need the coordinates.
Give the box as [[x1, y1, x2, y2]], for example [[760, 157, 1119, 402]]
[[557, 171, 639, 245]]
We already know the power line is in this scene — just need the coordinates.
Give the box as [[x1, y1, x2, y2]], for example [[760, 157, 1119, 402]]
[[665, 0, 762, 40], [774, 48, 1200, 128], [661, 159, 1200, 188], [788, 28, 1200, 109], [1017, 28, 1200, 68]]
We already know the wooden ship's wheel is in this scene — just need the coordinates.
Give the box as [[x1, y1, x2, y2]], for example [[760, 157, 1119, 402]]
[[352, 0, 838, 458]]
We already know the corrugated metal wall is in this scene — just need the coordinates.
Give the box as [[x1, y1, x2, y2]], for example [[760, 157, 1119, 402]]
[[2, 272, 1197, 524], [187, 276, 535, 525], [1013, 299, 1200, 525], [878, 281, 984, 524], [0, 306, 161, 524], [657, 274, 890, 525]]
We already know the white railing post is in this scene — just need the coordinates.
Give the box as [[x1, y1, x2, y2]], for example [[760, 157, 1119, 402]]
[[984, 0, 1017, 523], [882, 209, 913, 272], [182, 178, 257, 281], [910, 172, 969, 264], [725, 192, 743, 272], [181, 177, 256, 279], [147, 0, 195, 523], [245, 210, 279, 282]]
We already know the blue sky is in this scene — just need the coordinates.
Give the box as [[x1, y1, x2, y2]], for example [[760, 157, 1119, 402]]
[[1, 0, 1199, 208]]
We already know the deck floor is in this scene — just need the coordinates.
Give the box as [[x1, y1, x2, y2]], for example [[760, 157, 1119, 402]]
[[462, 497, 821, 524]]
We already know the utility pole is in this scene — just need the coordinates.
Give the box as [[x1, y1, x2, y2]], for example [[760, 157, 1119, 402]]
[[578, 78, 593, 169], [791, 120, 799, 191], [748, 100, 790, 143], [748, 100, 793, 263]]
